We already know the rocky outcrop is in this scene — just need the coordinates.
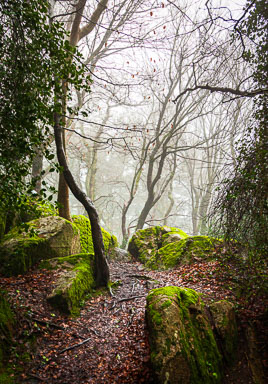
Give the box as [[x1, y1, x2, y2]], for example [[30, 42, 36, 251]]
[[41, 253, 95, 316], [146, 236, 220, 270], [209, 300, 238, 365], [146, 286, 225, 384], [72, 215, 118, 258], [128, 226, 188, 264], [0, 216, 81, 276]]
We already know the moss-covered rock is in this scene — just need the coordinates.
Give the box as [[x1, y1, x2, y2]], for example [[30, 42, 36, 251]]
[[0, 216, 81, 276], [128, 226, 188, 263], [146, 236, 220, 270], [146, 286, 222, 384], [5, 197, 57, 234], [72, 215, 118, 258], [209, 300, 238, 366], [41, 253, 95, 316], [0, 291, 15, 383]]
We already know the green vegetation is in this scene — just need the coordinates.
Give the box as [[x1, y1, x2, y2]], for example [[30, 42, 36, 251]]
[[128, 226, 188, 264], [72, 215, 118, 257], [146, 286, 222, 383], [0, 0, 91, 217], [146, 236, 220, 270], [0, 216, 80, 276], [44, 253, 95, 316], [212, 0, 268, 259]]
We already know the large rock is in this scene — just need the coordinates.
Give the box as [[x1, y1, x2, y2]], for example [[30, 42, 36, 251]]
[[0, 216, 81, 276], [146, 236, 220, 270], [41, 253, 95, 316], [72, 215, 118, 258], [128, 226, 188, 264], [209, 300, 238, 365], [146, 286, 222, 384]]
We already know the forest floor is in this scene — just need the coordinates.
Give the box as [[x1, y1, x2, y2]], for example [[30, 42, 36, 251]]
[[1, 253, 267, 384]]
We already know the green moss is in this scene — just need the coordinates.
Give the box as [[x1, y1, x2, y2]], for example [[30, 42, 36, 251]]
[[146, 286, 222, 383], [146, 236, 221, 270], [72, 215, 118, 257], [45, 253, 95, 316], [128, 226, 188, 263], [209, 300, 238, 365], [0, 216, 81, 276]]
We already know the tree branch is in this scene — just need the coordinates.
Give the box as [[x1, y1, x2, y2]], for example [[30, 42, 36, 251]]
[[173, 84, 268, 103]]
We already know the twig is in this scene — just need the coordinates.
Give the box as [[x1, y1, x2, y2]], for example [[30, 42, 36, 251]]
[[58, 337, 91, 354], [126, 274, 154, 281], [109, 295, 145, 310]]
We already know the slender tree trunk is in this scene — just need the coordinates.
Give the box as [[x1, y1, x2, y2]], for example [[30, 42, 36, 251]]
[[31, 148, 44, 194], [136, 192, 155, 230], [54, 112, 109, 287]]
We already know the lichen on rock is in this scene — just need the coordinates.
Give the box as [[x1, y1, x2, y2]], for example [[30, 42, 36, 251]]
[[0, 216, 81, 276], [42, 253, 95, 316], [146, 286, 222, 384], [128, 226, 188, 264]]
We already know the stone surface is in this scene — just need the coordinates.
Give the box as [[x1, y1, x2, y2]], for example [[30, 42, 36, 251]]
[[146, 286, 222, 384], [43, 253, 95, 316], [209, 300, 238, 365], [146, 236, 220, 270], [128, 226, 188, 264], [72, 215, 118, 258], [0, 216, 81, 276], [109, 247, 131, 262]]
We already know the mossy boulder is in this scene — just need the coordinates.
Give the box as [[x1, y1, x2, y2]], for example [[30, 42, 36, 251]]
[[0, 291, 16, 382], [5, 197, 57, 234], [146, 236, 220, 270], [41, 253, 95, 316], [146, 286, 222, 384], [72, 215, 118, 258], [128, 226, 188, 263], [209, 300, 238, 366], [0, 216, 81, 276]]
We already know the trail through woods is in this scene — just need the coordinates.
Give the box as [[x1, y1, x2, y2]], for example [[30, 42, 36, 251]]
[[1, 258, 267, 383]]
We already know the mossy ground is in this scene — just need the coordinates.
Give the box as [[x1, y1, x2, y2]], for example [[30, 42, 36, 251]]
[[146, 286, 222, 384]]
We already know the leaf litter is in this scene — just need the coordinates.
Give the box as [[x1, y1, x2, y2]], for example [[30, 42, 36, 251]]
[[0, 249, 267, 384]]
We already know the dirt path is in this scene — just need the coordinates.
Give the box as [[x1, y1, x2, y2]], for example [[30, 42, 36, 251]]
[[1, 259, 266, 383]]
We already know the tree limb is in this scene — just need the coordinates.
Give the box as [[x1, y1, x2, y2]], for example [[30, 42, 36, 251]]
[[173, 84, 268, 103]]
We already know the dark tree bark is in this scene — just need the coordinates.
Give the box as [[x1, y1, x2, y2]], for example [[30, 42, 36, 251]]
[[54, 112, 109, 287]]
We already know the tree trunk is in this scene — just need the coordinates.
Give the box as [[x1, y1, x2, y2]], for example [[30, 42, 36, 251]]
[[31, 148, 44, 194], [136, 192, 155, 230], [54, 112, 109, 287]]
